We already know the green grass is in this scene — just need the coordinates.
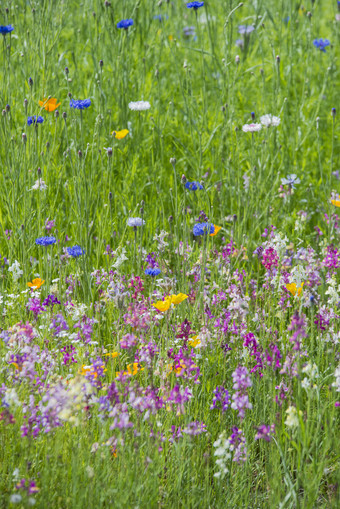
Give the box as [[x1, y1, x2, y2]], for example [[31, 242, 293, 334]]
[[0, 0, 340, 507]]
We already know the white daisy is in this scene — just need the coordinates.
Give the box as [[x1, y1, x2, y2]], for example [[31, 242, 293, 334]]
[[242, 123, 262, 133], [260, 114, 281, 127]]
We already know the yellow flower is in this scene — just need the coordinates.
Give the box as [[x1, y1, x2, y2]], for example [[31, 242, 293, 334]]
[[210, 225, 221, 237], [112, 129, 129, 140], [286, 282, 304, 297], [168, 359, 187, 375], [103, 351, 119, 359], [80, 364, 107, 379], [170, 293, 188, 305], [152, 293, 188, 312], [116, 362, 144, 378], [39, 98, 61, 112], [27, 278, 45, 290], [331, 196, 340, 207], [188, 335, 201, 348]]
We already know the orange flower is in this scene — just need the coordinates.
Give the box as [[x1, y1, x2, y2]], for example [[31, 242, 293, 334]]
[[210, 225, 221, 237], [27, 278, 45, 290], [103, 352, 119, 359], [331, 196, 340, 207], [80, 364, 107, 379], [39, 98, 61, 112], [286, 282, 304, 297], [112, 129, 129, 140], [116, 362, 144, 378]]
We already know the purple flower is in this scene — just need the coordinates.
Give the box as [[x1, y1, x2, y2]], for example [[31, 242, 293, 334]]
[[255, 424, 275, 442], [43, 294, 61, 309], [120, 333, 137, 350], [210, 386, 230, 412], [232, 366, 252, 391], [183, 421, 207, 436], [229, 427, 247, 462]]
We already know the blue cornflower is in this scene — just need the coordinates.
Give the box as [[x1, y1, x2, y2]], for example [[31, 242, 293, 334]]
[[185, 181, 203, 191], [27, 116, 44, 126], [153, 14, 168, 21], [0, 25, 14, 34], [117, 19, 134, 29], [67, 245, 85, 258], [69, 99, 91, 109], [35, 236, 57, 246], [186, 2, 204, 9], [313, 39, 330, 52], [145, 268, 161, 277], [193, 223, 214, 236]]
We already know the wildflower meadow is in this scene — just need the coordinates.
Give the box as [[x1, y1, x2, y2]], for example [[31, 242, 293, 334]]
[[1, 0, 340, 507]]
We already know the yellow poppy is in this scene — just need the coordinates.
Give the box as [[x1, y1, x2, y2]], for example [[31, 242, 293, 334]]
[[39, 98, 61, 112], [331, 196, 340, 207], [286, 282, 304, 297], [152, 298, 171, 312], [27, 278, 45, 290], [210, 225, 221, 237], [112, 129, 129, 140], [152, 293, 188, 312], [170, 293, 188, 305]]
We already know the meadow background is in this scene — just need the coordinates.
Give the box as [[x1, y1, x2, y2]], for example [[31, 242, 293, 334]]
[[0, 0, 340, 507]]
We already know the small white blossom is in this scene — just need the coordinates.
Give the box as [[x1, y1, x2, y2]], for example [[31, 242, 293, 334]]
[[128, 101, 151, 111], [325, 277, 340, 307], [30, 179, 47, 190], [332, 365, 340, 392], [285, 406, 302, 428], [8, 260, 23, 281]]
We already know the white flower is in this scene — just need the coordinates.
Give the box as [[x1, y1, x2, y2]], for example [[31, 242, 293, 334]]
[[8, 260, 23, 281], [30, 179, 47, 190], [290, 264, 306, 288], [285, 406, 302, 428], [128, 101, 151, 111], [332, 365, 340, 392], [113, 248, 128, 269], [242, 123, 262, 133], [213, 432, 231, 478], [10, 494, 22, 504], [260, 114, 281, 127], [325, 277, 340, 307], [127, 217, 145, 227], [3, 388, 21, 407]]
